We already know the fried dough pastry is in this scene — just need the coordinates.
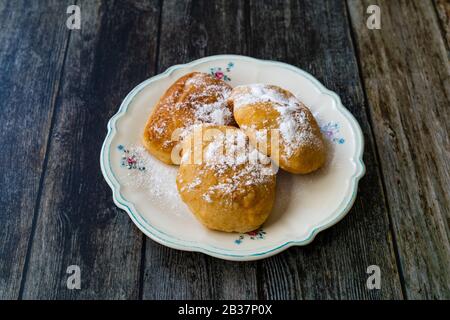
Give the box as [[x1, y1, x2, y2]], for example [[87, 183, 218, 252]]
[[143, 72, 235, 164], [229, 84, 326, 174], [176, 125, 276, 233]]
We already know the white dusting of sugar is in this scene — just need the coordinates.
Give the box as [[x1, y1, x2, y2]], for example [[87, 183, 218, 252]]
[[181, 176, 201, 192], [149, 73, 233, 138], [180, 129, 276, 204], [194, 101, 232, 125], [183, 74, 233, 126], [202, 193, 213, 203], [276, 105, 320, 159], [120, 145, 183, 212], [153, 123, 166, 135], [231, 84, 293, 110], [230, 84, 321, 159]]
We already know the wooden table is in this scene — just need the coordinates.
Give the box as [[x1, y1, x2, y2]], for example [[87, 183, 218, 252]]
[[0, 0, 449, 300]]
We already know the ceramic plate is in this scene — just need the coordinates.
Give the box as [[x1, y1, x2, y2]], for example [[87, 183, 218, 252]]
[[100, 55, 365, 261]]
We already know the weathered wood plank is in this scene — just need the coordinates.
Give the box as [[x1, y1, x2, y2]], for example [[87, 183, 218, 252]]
[[434, 0, 450, 49], [248, 0, 403, 299], [0, 0, 72, 299], [20, 0, 161, 299], [348, 0, 450, 299], [141, 0, 259, 299]]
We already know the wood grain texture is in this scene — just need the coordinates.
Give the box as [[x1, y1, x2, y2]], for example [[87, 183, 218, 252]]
[[2, 0, 447, 300], [20, 0, 161, 299], [248, 0, 403, 299], [0, 0, 72, 299], [434, 0, 450, 49], [141, 0, 259, 300], [348, 0, 450, 299]]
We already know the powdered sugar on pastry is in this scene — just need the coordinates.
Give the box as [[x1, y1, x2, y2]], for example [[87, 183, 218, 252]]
[[230, 84, 321, 159], [182, 73, 233, 126], [176, 125, 277, 232], [276, 105, 319, 159], [194, 101, 232, 125], [180, 128, 275, 205], [231, 83, 294, 110], [163, 75, 234, 139], [143, 72, 234, 164]]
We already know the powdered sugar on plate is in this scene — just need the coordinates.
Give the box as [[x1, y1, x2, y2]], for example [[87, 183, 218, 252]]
[[118, 144, 183, 212]]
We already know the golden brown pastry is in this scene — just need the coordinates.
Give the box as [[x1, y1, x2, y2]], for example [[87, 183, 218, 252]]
[[176, 125, 276, 233], [143, 72, 235, 165], [228, 84, 326, 174]]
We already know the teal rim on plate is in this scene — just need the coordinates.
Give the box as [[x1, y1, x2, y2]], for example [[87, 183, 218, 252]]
[[100, 55, 365, 261]]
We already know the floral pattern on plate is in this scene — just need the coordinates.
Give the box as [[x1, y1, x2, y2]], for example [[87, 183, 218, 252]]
[[321, 122, 345, 144], [235, 229, 266, 244], [210, 62, 234, 81], [118, 144, 146, 171]]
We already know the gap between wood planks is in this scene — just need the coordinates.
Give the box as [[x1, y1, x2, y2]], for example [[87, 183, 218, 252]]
[[18, 27, 75, 299], [7, 0, 78, 299], [344, 0, 407, 300], [346, 0, 450, 299]]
